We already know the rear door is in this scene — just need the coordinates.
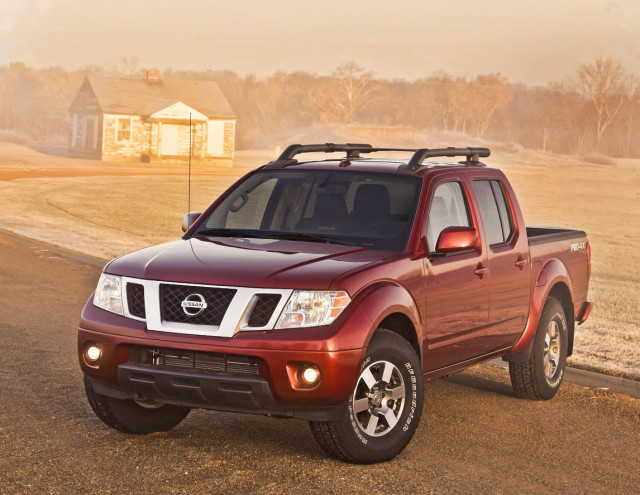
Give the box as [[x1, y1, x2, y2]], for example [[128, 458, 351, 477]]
[[471, 177, 530, 348], [423, 177, 490, 371]]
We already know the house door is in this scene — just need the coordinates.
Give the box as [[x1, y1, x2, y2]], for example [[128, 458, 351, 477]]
[[160, 124, 179, 155], [207, 120, 225, 156]]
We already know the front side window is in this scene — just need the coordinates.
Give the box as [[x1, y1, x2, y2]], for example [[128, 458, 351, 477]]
[[198, 170, 422, 252], [426, 181, 472, 251], [472, 179, 514, 246], [116, 117, 132, 142]]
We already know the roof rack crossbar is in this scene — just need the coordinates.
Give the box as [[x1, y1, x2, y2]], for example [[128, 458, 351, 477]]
[[406, 147, 490, 170], [278, 143, 375, 160]]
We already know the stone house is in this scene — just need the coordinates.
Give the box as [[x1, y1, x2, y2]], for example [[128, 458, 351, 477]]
[[68, 71, 236, 162]]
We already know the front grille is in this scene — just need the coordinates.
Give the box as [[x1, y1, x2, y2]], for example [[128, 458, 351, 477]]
[[160, 284, 236, 326], [126, 283, 146, 318], [247, 294, 281, 327], [132, 347, 260, 376]]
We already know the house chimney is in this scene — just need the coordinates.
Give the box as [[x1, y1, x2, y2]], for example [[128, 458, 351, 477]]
[[146, 70, 160, 83]]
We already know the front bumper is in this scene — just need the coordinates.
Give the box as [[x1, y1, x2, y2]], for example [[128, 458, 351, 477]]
[[86, 361, 345, 421], [78, 298, 369, 420]]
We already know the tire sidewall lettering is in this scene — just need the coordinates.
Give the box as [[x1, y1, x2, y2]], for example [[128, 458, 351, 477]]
[[348, 398, 368, 445], [403, 362, 416, 432], [360, 356, 371, 372]]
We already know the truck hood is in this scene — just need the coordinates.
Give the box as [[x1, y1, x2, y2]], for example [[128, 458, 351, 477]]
[[105, 237, 393, 289]]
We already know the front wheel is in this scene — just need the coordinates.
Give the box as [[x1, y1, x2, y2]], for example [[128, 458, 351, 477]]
[[310, 329, 424, 464], [509, 297, 568, 400], [84, 376, 191, 434]]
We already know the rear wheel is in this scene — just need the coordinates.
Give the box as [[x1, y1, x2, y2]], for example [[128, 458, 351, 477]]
[[84, 376, 190, 434], [309, 329, 423, 464], [509, 298, 568, 400]]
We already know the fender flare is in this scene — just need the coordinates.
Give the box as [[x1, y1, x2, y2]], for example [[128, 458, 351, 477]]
[[509, 258, 574, 357], [347, 281, 423, 356]]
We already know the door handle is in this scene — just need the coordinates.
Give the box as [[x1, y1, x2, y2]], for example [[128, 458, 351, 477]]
[[474, 264, 488, 278], [515, 257, 527, 270]]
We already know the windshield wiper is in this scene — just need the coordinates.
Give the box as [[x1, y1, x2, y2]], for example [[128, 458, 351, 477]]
[[269, 232, 359, 246], [195, 228, 273, 239], [196, 228, 359, 246]]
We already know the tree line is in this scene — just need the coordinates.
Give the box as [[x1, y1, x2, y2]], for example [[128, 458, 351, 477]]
[[0, 57, 638, 157]]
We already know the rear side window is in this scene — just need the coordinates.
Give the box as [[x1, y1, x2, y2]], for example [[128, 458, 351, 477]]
[[472, 180, 514, 245], [426, 181, 471, 251]]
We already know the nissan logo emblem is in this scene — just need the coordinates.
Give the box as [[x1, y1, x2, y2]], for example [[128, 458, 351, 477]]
[[181, 293, 208, 317]]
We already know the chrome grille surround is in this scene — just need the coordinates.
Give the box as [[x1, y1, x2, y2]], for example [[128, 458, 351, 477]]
[[120, 276, 292, 338]]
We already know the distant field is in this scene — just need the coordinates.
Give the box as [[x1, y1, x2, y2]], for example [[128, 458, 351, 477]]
[[0, 143, 638, 379]]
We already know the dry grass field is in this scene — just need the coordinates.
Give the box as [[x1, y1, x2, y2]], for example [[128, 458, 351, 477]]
[[0, 141, 637, 379]]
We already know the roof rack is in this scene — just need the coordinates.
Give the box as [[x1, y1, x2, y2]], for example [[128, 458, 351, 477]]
[[262, 143, 490, 170], [405, 147, 490, 170]]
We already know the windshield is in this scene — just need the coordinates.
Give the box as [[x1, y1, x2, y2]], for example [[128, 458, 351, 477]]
[[194, 170, 422, 252]]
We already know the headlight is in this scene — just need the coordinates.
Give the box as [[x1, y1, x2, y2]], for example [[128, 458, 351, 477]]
[[93, 274, 123, 315], [275, 290, 350, 329]]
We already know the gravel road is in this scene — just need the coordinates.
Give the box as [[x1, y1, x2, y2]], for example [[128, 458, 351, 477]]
[[0, 232, 638, 494]]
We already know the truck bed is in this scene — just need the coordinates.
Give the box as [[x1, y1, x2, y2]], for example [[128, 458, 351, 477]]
[[527, 227, 587, 245], [527, 226, 590, 320]]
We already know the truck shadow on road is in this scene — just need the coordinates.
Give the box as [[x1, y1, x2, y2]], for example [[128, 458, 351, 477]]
[[442, 368, 515, 398], [173, 410, 327, 458]]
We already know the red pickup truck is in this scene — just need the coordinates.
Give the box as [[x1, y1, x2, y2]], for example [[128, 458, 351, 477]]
[[78, 144, 591, 463]]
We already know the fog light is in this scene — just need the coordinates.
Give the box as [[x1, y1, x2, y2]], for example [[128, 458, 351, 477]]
[[301, 365, 320, 386], [86, 345, 102, 363]]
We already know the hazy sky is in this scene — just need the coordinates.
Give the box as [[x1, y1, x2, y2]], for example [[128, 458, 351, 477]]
[[2, 0, 640, 84]]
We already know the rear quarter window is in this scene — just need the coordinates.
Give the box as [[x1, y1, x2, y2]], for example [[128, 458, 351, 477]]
[[472, 179, 514, 246]]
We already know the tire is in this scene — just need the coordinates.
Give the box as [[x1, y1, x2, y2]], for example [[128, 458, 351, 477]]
[[309, 329, 424, 464], [84, 376, 190, 434], [509, 297, 568, 400]]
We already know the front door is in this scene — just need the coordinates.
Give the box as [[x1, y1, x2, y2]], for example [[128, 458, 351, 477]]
[[423, 179, 490, 371]]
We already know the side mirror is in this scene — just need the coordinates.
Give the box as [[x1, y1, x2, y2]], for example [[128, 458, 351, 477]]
[[182, 212, 202, 232], [435, 226, 478, 254]]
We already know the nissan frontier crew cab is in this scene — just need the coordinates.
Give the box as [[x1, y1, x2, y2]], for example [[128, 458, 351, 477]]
[[79, 144, 592, 463]]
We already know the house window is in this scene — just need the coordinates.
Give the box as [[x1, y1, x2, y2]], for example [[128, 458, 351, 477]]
[[116, 117, 132, 141]]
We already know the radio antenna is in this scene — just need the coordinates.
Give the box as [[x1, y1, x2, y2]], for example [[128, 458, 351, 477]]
[[188, 113, 192, 221]]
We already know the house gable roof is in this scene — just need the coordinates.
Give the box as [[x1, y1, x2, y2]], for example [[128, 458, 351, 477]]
[[74, 76, 236, 119], [149, 101, 208, 121]]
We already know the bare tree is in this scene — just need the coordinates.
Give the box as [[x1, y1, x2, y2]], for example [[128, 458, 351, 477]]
[[421, 72, 456, 130], [333, 62, 377, 122], [619, 86, 640, 156], [117, 56, 141, 77], [446, 77, 474, 133], [576, 56, 635, 152], [311, 62, 377, 123], [468, 73, 510, 137]]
